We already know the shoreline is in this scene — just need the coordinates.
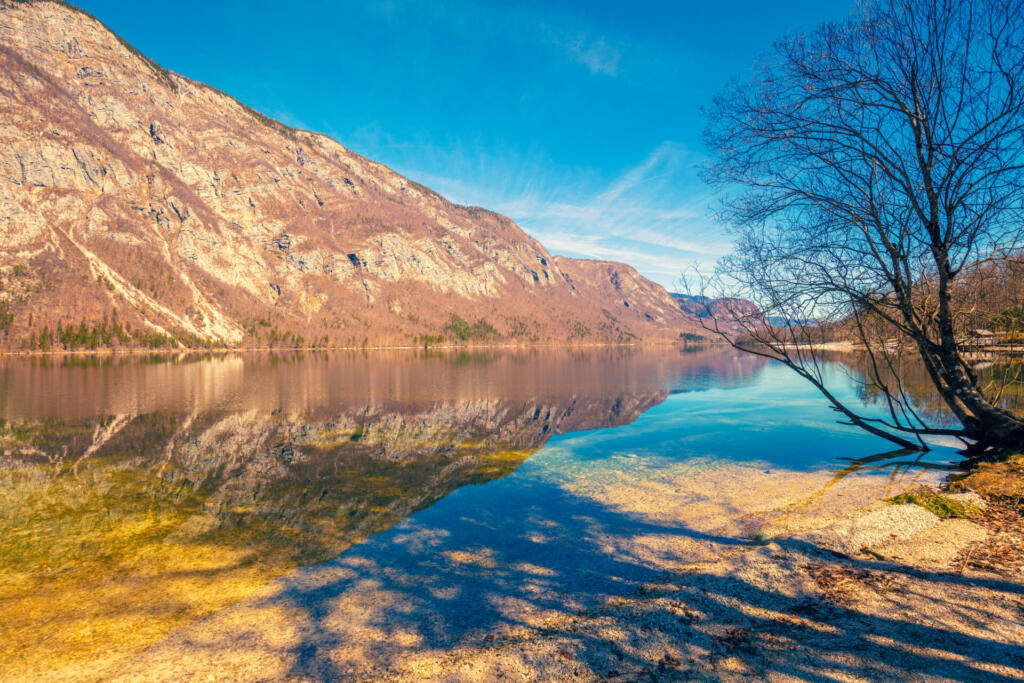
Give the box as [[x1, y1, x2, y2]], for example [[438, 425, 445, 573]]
[[9, 338, 1019, 359], [0, 340, 716, 358]]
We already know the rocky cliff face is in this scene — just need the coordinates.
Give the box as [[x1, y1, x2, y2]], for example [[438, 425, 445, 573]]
[[0, 0, 705, 350]]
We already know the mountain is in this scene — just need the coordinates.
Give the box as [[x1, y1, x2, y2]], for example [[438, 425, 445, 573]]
[[670, 293, 764, 335], [0, 0, 706, 351]]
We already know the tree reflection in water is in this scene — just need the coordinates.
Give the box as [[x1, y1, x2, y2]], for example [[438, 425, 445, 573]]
[[829, 350, 1024, 432]]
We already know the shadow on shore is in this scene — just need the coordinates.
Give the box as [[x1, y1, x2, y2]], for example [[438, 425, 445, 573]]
[[123, 464, 1024, 682]]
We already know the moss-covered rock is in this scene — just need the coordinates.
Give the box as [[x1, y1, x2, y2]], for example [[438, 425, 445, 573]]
[[886, 488, 982, 519]]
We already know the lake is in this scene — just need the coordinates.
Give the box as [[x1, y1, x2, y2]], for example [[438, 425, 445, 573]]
[[0, 347, 961, 680]]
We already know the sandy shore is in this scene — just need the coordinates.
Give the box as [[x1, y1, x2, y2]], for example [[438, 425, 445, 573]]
[[93, 455, 1024, 682]]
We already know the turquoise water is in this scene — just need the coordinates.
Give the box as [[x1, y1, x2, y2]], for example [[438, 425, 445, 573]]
[[0, 348, 959, 677], [256, 356, 960, 661]]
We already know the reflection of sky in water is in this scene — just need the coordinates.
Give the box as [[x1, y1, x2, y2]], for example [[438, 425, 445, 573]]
[[322, 359, 960, 613], [330, 361, 951, 567], [525, 362, 960, 480]]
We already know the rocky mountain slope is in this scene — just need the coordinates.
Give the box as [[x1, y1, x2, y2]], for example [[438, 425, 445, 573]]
[[671, 293, 765, 335], [0, 0, 707, 350]]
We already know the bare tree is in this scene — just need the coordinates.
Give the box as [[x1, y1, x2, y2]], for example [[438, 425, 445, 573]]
[[699, 0, 1024, 462]]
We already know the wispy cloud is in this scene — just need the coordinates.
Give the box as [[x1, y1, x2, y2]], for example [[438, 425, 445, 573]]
[[379, 140, 733, 290], [358, 0, 631, 78], [558, 33, 622, 76]]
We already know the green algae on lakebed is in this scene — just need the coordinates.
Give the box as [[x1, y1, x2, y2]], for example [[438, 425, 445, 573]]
[[885, 489, 982, 519], [0, 413, 535, 681]]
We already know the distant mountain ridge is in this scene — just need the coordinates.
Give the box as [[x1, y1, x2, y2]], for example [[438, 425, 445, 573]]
[[670, 293, 764, 334], [0, 0, 710, 350]]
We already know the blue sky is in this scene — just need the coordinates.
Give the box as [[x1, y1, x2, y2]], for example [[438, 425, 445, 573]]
[[74, 0, 853, 290]]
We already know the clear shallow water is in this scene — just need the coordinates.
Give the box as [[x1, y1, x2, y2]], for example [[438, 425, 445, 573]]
[[0, 347, 960, 678]]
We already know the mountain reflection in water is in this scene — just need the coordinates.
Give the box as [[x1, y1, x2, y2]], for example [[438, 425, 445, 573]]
[[0, 347, 767, 680]]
